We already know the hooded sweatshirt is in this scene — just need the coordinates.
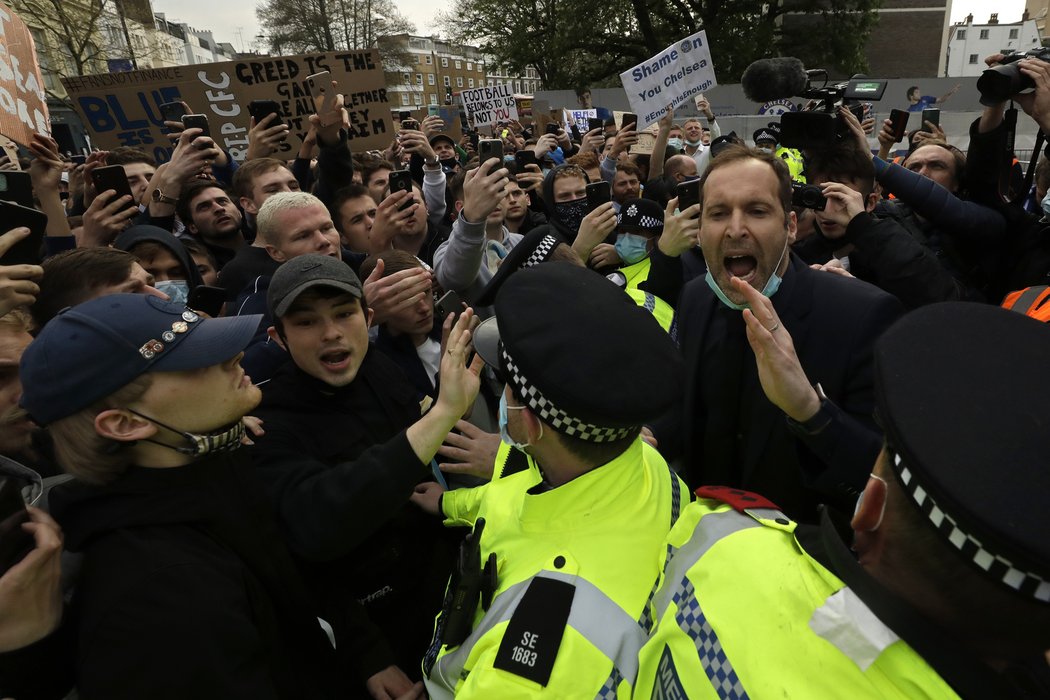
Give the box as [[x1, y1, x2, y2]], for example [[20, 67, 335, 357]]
[[115, 224, 205, 291], [47, 452, 367, 699], [540, 163, 591, 243]]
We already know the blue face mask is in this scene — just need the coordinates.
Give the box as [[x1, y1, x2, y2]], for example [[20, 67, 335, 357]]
[[615, 233, 650, 265], [705, 241, 789, 310], [155, 279, 189, 306], [499, 392, 539, 450], [668, 137, 684, 150]]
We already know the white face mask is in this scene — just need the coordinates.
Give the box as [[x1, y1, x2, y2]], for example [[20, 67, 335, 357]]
[[155, 279, 189, 305]]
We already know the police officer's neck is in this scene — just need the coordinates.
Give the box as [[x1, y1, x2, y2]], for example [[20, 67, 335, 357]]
[[531, 440, 601, 488]]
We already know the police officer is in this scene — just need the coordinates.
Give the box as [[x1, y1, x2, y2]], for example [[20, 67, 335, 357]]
[[415, 262, 686, 698], [476, 228, 674, 333], [636, 302, 1050, 699]]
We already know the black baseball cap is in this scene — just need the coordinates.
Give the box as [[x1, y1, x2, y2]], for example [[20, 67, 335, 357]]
[[268, 254, 363, 318]]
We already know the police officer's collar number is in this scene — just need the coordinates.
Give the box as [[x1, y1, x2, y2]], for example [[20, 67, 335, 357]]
[[494, 576, 575, 686]]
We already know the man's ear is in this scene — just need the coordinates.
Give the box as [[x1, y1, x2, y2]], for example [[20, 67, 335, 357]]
[[851, 472, 889, 565], [521, 406, 545, 443], [266, 326, 287, 350], [865, 192, 879, 213], [241, 196, 259, 216], [454, 200, 464, 215], [94, 409, 157, 443], [786, 209, 798, 245], [365, 307, 375, 330], [265, 244, 286, 263], [851, 474, 888, 532]]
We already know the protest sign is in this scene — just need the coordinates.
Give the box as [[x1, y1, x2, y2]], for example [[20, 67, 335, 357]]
[[612, 111, 659, 154], [0, 134, 19, 166], [420, 104, 463, 143], [516, 97, 533, 123], [61, 50, 394, 163], [619, 30, 717, 130], [563, 108, 596, 131], [460, 83, 517, 127], [0, 3, 48, 146]]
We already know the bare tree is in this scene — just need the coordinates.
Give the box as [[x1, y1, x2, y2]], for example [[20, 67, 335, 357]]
[[256, 0, 414, 57]]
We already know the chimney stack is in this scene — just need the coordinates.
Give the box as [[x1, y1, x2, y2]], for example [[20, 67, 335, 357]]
[[989, 12, 999, 24]]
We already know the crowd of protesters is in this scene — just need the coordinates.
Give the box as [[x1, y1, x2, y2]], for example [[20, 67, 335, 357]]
[[0, 50, 1049, 700]]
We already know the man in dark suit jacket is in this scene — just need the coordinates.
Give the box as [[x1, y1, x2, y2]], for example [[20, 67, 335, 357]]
[[658, 144, 903, 522]]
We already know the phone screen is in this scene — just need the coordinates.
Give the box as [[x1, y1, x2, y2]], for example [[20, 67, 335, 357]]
[[478, 139, 502, 165], [181, 114, 210, 138], [677, 180, 701, 212], [586, 181, 611, 212], [921, 108, 940, 129]]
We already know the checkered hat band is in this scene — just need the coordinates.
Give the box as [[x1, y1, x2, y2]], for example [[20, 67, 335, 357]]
[[895, 452, 1050, 603], [500, 347, 636, 443], [523, 235, 559, 269], [617, 213, 662, 231]]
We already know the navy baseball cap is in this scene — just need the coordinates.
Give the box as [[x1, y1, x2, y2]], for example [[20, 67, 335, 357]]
[[20, 294, 261, 425]]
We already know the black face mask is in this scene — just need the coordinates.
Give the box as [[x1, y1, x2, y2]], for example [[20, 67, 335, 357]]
[[554, 196, 589, 234], [128, 410, 246, 457]]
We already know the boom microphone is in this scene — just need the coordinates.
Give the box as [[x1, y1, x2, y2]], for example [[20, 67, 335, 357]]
[[741, 57, 809, 103]]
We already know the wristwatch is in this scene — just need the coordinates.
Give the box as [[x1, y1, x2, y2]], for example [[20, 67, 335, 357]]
[[151, 188, 177, 205], [786, 383, 834, 435]]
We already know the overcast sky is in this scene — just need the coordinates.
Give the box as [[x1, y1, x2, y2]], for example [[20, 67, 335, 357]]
[[152, 0, 1027, 57]]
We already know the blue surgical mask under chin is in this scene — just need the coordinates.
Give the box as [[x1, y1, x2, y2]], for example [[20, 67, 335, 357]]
[[499, 392, 537, 450], [705, 242, 789, 310], [615, 233, 650, 265], [668, 137, 684, 150], [155, 279, 189, 305]]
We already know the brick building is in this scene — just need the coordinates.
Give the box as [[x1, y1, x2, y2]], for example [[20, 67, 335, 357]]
[[379, 34, 540, 114]]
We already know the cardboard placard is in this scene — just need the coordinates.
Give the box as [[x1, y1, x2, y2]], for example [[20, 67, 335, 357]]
[[0, 3, 49, 146], [612, 113, 660, 154], [460, 83, 518, 127], [425, 105, 464, 144], [61, 50, 394, 163], [516, 97, 533, 123], [619, 30, 717, 129]]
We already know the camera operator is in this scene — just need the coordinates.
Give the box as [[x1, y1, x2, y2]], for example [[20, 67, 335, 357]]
[[796, 141, 964, 309], [846, 107, 1006, 301], [967, 53, 1050, 297]]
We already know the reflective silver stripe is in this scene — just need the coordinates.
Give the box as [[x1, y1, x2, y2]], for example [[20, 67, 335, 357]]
[[652, 509, 762, 615], [1008, 285, 1049, 315], [427, 570, 648, 697]]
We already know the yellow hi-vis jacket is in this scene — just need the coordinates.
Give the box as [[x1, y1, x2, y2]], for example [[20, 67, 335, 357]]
[[426, 438, 687, 699], [635, 493, 959, 699], [625, 288, 674, 333]]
